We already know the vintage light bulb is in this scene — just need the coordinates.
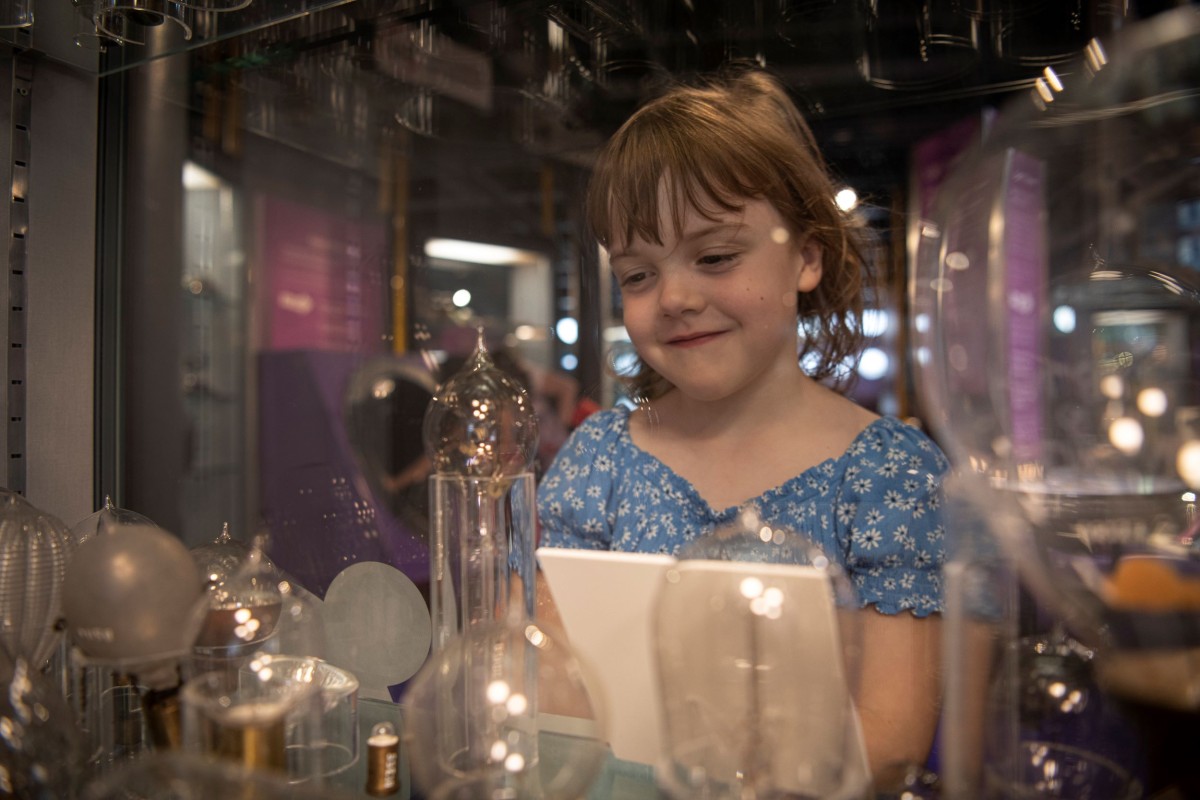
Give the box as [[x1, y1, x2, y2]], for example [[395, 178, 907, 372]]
[[70, 494, 157, 545], [422, 329, 538, 481], [0, 489, 75, 668]]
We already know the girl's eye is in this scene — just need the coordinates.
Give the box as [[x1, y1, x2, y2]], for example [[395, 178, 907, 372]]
[[698, 252, 737, 267], [619, 270, 650, 288]]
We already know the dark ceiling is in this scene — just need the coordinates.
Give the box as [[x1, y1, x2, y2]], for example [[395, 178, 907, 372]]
[[177, 0, 1193, 230]]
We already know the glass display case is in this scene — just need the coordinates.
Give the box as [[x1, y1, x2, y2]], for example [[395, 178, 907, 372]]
[[2, 0, 1196, 797]]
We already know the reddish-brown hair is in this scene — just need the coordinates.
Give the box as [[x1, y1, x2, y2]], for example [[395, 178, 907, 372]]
[[587, 68, 872, 400]]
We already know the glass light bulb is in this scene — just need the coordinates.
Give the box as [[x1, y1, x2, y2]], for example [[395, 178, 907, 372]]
[[0, 489, 75, 668], [422, 330, 539, 480]]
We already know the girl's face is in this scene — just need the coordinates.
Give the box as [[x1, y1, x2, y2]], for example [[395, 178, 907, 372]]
[[608, 195, 822, 405]]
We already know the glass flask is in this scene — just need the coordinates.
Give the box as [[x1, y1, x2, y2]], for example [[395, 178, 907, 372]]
[[423, 331, 539, 651], [653, 506, 867, 800], [186, 530, 326, 678], [402, 620, 607, 800], [910, 7, 1200, 796], [0, 488, 75, 668]]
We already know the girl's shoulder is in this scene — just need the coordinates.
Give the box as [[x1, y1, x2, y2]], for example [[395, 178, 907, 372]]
[[558, 406, 634, 455], [842, 416, 950, 473]]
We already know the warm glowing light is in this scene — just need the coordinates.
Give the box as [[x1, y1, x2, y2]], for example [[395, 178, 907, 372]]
[[1136, 387, 1168, 417], [945, 251, 970, 271], [739, 577, 764, 599], [486, 680, 511, 704], [490, 740, 508, 761], [834, 187, 858, 212], [770, 226, 790, 244], [424, 238, 541, 266], [506, 693, 528, 715], [1178, 441, 1200, 488], [514, 324, 538, 341], [451, 289, 472, 308], [1099, 374, 1124, 400], [1108, 417, 1144, 455], [504, 753, 526, 772]]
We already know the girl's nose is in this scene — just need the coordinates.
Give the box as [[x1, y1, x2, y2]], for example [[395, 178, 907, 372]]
[[656, 269, 703, 316]]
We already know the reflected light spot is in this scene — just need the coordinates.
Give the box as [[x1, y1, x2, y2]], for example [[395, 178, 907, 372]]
[[1052, 305, 1076, 334], [858, 348, 889, 381], [486, 680, 510, 704], [1047, 681, 1066, 699], [739, 577, 764, 599], [555, 317, 579, 345], [504, 753, 526, 772], [1137, 387, 1168, 417], [525, 625, 547, 647], [514, 324, 538, 341], [914, 313, 930, 334], [945, 251, 969, 271], [1099, 374, 1124, 400], [371, 379, 395, 399], [490, 740, 508, 761], [451, 289, 472, 308], [834, 188, 858, 212], [1109, 417, 1144, 455], [862, 308, 890, 337], [770, 226, 790, 244], [506, 693, 528, 715], [560, 353, 578, 371], [758, 526, 772, 543], [1177, 441, 1200, 488], [1183, 492, 1196, 503]]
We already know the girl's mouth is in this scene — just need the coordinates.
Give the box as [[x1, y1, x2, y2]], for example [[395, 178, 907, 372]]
[[667, 331, 724, 348]]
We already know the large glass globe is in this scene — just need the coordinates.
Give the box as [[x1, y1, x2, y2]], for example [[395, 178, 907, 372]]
[[654, 507, 866, 800], [910, 6, 1200, 794]]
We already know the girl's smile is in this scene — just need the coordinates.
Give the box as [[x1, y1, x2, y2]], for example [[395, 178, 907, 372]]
[[609, 194, 822, 405]]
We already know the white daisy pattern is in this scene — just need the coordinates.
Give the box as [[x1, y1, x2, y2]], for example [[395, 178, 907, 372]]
[[537, 409, 949, 616]]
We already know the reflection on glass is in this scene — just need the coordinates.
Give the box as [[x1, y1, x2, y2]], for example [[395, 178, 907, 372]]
[[655, 508, 867, 800], [911, 8, 1200, 797]]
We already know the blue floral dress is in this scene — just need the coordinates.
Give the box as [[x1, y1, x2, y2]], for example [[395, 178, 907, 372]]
[[537, 408, 950, 616]]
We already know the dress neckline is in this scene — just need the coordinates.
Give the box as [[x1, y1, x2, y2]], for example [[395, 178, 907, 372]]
[[614, 407, 890, 517]]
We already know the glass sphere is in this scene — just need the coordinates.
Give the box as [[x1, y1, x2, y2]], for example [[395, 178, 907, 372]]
[[62, 524, 202, 691], [70, 495, 158, 545], [910, 7, 1200, 700], [186, 532, 326, 677], [655, 507, 866, 799], [0, 489, 75, 667], [422, 330, 539, 480], [402, 620, 607, 800]]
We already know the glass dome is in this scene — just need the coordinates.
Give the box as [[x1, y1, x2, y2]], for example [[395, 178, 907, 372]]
[[654, 507, 866, 799], [70, 495, 158, 545], [186, 530, 326, 677], [910, 6, 1200, 793], [912, 4, 1200, 658], [401, 620, 607, 800]]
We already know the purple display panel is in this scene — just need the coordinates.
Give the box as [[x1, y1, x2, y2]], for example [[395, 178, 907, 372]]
[[257, 350, 430, 598], [259, 195, 387, 353], [1000, 150, 1047, 467]]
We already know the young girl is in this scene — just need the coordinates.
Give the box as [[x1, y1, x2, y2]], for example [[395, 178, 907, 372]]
[[536, 68, 948, 782]]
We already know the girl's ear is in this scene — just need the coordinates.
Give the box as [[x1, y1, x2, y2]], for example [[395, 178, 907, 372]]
[[795, 237, 823, 293]]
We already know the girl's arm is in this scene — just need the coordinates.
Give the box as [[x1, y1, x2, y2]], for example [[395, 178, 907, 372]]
[[853, 608, 943, 788]]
